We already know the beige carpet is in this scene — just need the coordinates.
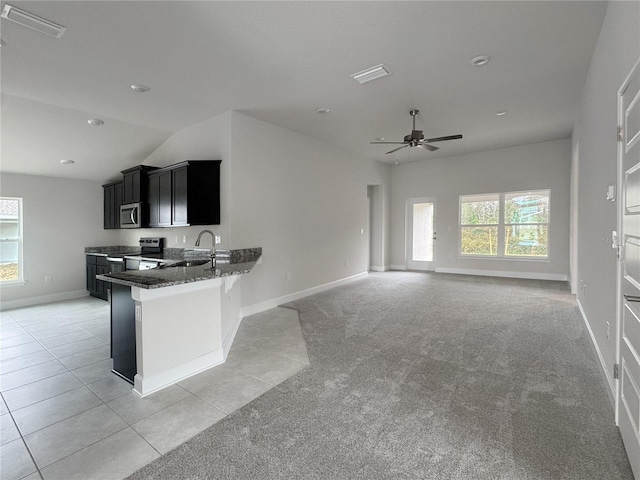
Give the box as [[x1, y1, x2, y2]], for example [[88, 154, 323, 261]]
[[127, 271, 633, 479]]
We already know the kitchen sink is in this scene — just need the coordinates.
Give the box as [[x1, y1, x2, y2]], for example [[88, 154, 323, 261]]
[[163, 259, 211, 268]]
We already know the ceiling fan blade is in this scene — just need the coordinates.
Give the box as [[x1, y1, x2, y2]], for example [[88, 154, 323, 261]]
[[385, 144, 410, 154], [424, 134, 463, 143], [418, 143, 439, 152], [370, 141, 407, 145]]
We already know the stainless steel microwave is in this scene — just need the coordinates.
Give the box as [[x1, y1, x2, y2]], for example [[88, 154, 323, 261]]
[[120, 203, 144, 229]]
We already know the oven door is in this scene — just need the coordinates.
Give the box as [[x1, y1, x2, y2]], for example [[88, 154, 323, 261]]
[[120, 203, 140, 229]]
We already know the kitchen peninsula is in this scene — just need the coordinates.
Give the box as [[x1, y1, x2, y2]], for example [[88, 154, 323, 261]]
[[96, 248, 262, 397]]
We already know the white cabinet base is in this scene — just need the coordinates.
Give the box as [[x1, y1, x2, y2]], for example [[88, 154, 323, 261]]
[[130, 276, 241, 397]]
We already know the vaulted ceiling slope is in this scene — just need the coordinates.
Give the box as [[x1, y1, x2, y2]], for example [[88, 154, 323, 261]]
[[0, 1, 607, 181]]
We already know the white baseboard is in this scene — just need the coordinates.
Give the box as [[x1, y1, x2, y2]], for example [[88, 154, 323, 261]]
[[390, 265, 407, 271], [369, 265, 389, 272], [576, 299, 615, 407], [0, 290, 90, 311], [434, 267, 568, 282], [241, 271, 368, 318], [133, 349, 224, 398], [222, 312, 243, 359]]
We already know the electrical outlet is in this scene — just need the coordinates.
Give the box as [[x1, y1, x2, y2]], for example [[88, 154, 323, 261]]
[[182, 235, 187, 244], [44, 275, 52, 283], [286, 272, 291, 280], [360, 228, 364, 235], [215, 236, 221, 245], [175, 235, 179, 244]]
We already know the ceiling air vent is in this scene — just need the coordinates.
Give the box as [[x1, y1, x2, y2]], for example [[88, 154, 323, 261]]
[[1, 4, 66, 38], [350, 64, 391, 84]]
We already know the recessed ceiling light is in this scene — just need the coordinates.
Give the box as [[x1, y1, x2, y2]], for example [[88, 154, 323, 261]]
[[130, 84, 150, 93], [471, 54, 490, 67], [87, 118, 104, 126], [316, 108, 330, 114], [350, 64, 391, 84], [495, 110, 508, 116], [394, 162, 400, 165], [374, 137, 385, 141], [60, 159, 75, 165], [1, 4, 66, 38]]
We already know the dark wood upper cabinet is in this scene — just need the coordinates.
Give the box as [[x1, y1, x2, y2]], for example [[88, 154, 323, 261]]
[[121, 165, 157, 204], [102, 181, 123, 230], [147, 160, 221, 227], [159, 170, 173, 227]]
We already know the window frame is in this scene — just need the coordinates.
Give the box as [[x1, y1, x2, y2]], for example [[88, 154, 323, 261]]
[[0, 197, 25, 285], [459, 189, 550, 260], [459, 193, 500, 257]]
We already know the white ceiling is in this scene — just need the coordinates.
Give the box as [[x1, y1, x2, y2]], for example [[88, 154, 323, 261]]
[[0, 1, 607, 182]]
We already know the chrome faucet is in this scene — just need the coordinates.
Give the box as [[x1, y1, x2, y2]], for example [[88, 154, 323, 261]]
[[195, 230, 216, 270]]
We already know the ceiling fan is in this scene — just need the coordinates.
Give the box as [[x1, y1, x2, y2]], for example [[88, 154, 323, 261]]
[[370, 109, 463, 154]]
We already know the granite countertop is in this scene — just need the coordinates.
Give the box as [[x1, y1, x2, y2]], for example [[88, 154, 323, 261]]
[[85, 246, 142, 256], [94, 248, 262, 289]]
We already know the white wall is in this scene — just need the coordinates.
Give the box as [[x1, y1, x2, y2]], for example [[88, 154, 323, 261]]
[[0, 173, 118, 308], [572, 0, 640, 399], [228, 112, 391, 309], [390, 139, 571, 280]]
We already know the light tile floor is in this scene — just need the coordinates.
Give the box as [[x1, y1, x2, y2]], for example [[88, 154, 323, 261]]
[[0, 296, 309, 480]]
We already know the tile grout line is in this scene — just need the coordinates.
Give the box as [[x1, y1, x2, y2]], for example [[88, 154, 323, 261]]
[[3, 299, 311, 479], [2, 397, 44, 480], [1, 304, 146, 476]]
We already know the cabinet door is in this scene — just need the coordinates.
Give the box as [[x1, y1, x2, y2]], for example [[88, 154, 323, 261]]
[[114, 183, 124, 229], [123, 170, 140, 204], [103, 185, 115, 229], [123, 173, 132, 204], [96, 265, 109, 298], [131, 170, 141, 203], [172, 166, 188, 225], [86, 263, 95, 292], [158, 171, 172, 226], [148, 174, 160, 227]]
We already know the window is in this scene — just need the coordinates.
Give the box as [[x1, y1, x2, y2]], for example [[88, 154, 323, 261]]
[[0, 197, 23, 283], [460, 194, 499, 256], [460, 190, 549, 258], [504, 191, 549, 257]]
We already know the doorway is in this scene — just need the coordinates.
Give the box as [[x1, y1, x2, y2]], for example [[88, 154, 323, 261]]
[[406, 198, 436, 271], [367, 185, 384, 272]]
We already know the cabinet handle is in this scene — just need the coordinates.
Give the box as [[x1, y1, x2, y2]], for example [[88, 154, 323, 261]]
[[624, 294, 640, 303]]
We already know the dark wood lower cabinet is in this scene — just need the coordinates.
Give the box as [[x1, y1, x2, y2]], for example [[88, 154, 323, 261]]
[[110, 283, 136, 384], [86, 255, 108, 300]]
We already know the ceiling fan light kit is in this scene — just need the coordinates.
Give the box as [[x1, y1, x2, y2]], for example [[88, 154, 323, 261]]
[[370, 109, 463, 155]]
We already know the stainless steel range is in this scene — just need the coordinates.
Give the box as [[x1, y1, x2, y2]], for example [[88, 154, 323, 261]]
[[124, 237, 165, 271]]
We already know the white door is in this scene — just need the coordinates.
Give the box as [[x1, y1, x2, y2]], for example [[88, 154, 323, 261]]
[[618, 57, 640, 480], [406, 198, 436, 271]]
